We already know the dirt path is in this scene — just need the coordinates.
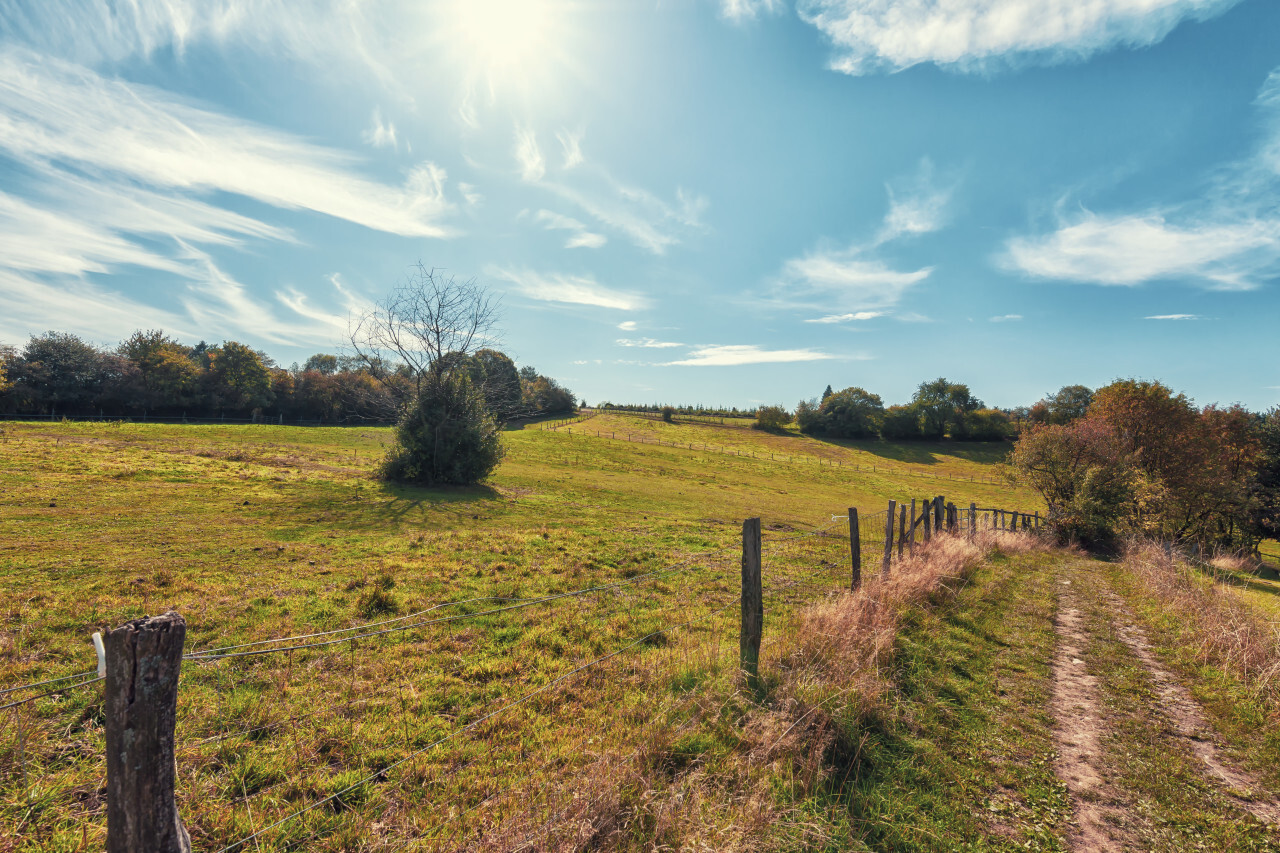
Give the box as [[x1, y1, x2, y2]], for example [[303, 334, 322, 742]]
[[1101, 590, 1280, 826], [1051, 581, 1134, 851]]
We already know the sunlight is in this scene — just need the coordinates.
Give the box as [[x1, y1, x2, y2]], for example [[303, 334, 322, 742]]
[[448, 0, 564, 81]]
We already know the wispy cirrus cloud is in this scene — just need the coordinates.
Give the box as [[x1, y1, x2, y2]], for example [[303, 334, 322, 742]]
[[719, 0, 784, 21], [805, 311, 885, 324], [0, 50, 457, 238], [534, 210, 607, 249], [798, 0, 1242, 75], [773, 158, 947, 319], [617, 320, 638, 331], [514, 127, 546, 183], [989, 314, 1023, 322], [361, 107, 397, 150], [488, 267, 648, 311], [1145, 313, 1202, 320], [556, 128, 585, 169], [616, 337, 684, 349], [665, 345, 835, 367]]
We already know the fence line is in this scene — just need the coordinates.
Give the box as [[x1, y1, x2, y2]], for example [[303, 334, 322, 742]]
[[542, 420, 1007, 485], [2, 495, 1045, 850]]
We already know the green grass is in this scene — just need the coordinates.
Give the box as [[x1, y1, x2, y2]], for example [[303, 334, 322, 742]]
[[0, 416, 1041, 851]]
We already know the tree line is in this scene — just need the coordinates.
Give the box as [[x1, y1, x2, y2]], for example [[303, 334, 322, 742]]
[[0, 330, 576, 424]]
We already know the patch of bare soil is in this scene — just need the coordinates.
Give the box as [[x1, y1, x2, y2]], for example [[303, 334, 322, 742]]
[[1052, 583, 1136, 851], [1101, 590, 1280, 825]]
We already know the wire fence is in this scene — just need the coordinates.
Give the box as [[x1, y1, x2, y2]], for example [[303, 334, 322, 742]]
[[0, 497, 1042, 850]]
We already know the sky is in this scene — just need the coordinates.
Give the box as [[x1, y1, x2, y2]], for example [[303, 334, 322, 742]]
[[1, 0, 1278, 412]]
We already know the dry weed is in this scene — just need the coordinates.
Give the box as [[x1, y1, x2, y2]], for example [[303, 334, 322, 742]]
[[1123, 541, 1280, 703]]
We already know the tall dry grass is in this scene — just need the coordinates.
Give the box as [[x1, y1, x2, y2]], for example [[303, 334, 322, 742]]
[[1122, 541, 1280, 703]]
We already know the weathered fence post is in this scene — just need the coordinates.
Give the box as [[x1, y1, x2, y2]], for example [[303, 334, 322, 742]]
[[947, 502, 957, 533], [848, 508, 861, 591], [105, 612, 191, 853], [969, 502, 977, 540], [908, 499, 917, 556], [898, 504, 907, 560], [922, 499, 932, 543], [740, 518, 763, 691], [1010, 512, 1018, 532], [882, 500, 896, 577], [934, 496, 944, 534]]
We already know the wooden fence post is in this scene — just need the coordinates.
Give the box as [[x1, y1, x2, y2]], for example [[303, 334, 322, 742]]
[[922, 499, 932, 543], [881, 501, 896, 577], [947, 502, 957, 533], [848, 509, 861, 591], [969, 502, 976, 540], [740, 518, 763, 691], [908, 499, 916, 556], [898, 504, 907, 560], [105, 612, 191, 853], [934, 496, 944, 533]]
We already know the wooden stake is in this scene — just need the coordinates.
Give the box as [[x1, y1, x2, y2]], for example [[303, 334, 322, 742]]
[[105, 612, 191, 853], [848, 508, 861, 591], [740, 518, 763, 691], [881, 501, 896, 577]]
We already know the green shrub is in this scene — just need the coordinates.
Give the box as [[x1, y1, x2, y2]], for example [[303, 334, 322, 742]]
[[380, 371, 504, 485], [753, 405, 792, 431], [661, 405, 675, 423], [880, 404, 923, 440]]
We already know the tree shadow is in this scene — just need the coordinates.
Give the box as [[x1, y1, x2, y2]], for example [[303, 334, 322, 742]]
[[808, 436, 1014, 466]]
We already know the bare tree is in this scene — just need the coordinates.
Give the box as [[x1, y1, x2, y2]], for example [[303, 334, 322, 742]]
[[349, 263, 501, 405]]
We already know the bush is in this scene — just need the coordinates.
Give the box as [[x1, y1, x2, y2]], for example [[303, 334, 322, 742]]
[[880, 404, 923, 440], [661, 405, 675, 423], [819, 387, 883, 439], [379, 371, 504, 486], [754, 405, 792, 431], [959, 408, 1012, 441], [1009, 420, 1134, 548]]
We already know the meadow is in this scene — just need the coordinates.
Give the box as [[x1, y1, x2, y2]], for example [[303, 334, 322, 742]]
[[0, 413, 1041, 851]]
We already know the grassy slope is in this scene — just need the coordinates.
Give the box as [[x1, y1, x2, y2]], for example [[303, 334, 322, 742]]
[[0, 416, 1042, 850]]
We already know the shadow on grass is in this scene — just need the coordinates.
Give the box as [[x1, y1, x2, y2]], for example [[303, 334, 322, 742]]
[[809, 437, 1013, 466]]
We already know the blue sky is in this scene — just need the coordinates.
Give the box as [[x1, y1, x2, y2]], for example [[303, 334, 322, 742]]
[[1, 0, 1278, 411]]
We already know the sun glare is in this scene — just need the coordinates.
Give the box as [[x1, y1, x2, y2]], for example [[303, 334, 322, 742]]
[[450, 0, 564, 80]]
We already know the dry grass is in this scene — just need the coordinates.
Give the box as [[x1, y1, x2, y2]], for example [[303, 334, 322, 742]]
[[1121, 541, 1280, 703]]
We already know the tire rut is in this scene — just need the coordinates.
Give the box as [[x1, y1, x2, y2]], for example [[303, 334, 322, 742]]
[[1051, 579, 1135, 851], [1099, 589, 1280, 826]]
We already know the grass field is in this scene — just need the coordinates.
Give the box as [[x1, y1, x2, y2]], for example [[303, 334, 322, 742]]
[[0, 415, 1043, 850]]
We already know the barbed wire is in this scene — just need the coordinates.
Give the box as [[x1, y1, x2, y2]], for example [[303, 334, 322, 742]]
[[0, 675, 104, 712], [188, 548, 734, 662], [212, 590, 743, 852]]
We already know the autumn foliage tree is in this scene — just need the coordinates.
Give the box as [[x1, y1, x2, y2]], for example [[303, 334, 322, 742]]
[[1012, 378, 1265, 549]]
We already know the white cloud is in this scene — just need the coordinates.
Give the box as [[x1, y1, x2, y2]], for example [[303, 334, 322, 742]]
[[805, 311, 885, 323], [1145, 313, 1202, 320], [544, 173, 707, 255], [361, 107, 397, 150], [557, 128, 585, 169], [798, 0, 1242, 75], [515, 127, 545, 183], [0, 50, 456, 238], [720, 0, 784, 21], [989, 314, 1023, 322], [458, 182, 484, 208], [1002, 212, 1280, 290], [879, 160, 954, 243], [534, 210, 607, 249], [666, 344, 835, 367], [779, 250, 933, 313], [616, 338, 684, 348], [489, 267, 648, 311], [617, 320, 638, 331]]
